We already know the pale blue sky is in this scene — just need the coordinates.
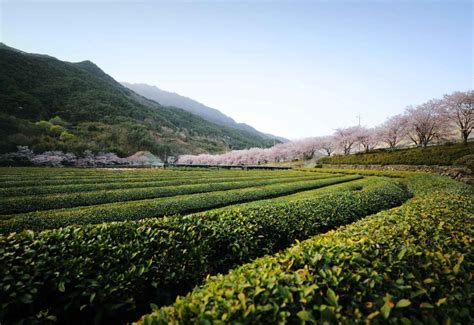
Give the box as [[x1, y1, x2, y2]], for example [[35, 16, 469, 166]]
[[1, 0, 472, 139]]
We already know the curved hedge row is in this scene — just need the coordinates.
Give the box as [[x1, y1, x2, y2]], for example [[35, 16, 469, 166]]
[[0, 170, 303, 188], [297, 167, 417, 178], [0, 174, 334, 214], [0, 178, 410, 324], [0, 176, 360, 233], [303, 168, 473, 196], [0, 167, 291, 179], [139, 189, 472, 324], [202, 176, 373, 213], [0, 173, 333, 198]]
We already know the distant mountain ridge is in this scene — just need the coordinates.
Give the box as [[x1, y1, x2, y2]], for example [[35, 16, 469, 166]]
[[0, 43, 277, 158], [121, 82, 288, 143]]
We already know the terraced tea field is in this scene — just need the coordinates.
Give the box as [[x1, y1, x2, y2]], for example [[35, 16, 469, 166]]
[[0, 167, 472, 324]]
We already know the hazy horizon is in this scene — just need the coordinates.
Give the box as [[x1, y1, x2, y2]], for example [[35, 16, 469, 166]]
[[1, 0, 472, 139]]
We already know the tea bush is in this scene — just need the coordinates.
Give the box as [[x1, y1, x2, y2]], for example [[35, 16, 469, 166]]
[[0, 169, 302, 188], [0, 178, 410, 324], [0, 174, 334, 213], [140, 189, 472, 324], [0, 175, 359, 233], [0, 172, 333, 197], [455, 154, 474, 171]]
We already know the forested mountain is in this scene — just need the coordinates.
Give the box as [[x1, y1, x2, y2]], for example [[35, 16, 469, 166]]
[[121, 82, 287, 142], [0, 43, 277, 158]]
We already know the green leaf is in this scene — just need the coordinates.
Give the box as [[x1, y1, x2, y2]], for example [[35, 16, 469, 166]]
[[435, 297, 447, 306], [297, 310, 315, 322], [420, 302, 434, 309], [396, 299, 411, 308], [453, 255, 464, 274], [380, 302, 392, 319], [58, 282, 65, 293], [397, 248, 407, 260], [326, 288, 338, 306], [367, 311, 380, 320], [238, 292, 246, 306], [20, 293, 33, 304], [45, 315, 58, 321]]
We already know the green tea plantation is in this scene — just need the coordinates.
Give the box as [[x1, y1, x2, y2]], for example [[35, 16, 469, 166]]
[[0, 167, 472, 324]]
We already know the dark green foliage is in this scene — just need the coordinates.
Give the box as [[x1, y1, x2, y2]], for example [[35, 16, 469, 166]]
[[455, 154, 474, 171], [139, 178, 472, 324], [0, 172, 333, 197], [0, 176, 359, 233], [0, 178, 410, 324], [320, 142, 474, 166], [0, 174, 333, 214], [0, 43, 276, 157]]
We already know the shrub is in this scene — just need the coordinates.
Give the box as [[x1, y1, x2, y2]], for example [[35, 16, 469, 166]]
[[319, 142, 474, 166], [0, 168, 310, 188], [0, 178, 410, 324], [139, 190, 472, 324], [0, 176, 360, 233], [0, 172, 334, 198], [455, 154, 474, 172], [0, 174, 337, 214]]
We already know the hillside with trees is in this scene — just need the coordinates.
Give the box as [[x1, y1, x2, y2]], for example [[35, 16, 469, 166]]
[[0, 43, 277, 159]]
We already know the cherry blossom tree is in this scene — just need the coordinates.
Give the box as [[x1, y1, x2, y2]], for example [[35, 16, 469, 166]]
[[355, 127, 379, 153], [378, 114, 409, 148], [334, 126, 360, 154], [443, 90, 473, 144], [405, 99, 450, 147], [296, 138, 322, 160], [31, 151, 77, 166], [318, 136, 336, 156]]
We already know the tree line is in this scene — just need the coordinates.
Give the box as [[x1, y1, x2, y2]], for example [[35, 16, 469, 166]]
[[178, 90, 473, 165]]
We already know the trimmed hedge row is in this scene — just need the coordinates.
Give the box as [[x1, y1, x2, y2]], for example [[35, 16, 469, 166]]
[[203, 177, 373, 213], [0, 173, 333, 198], [0, 174, 335, 214], [0, 169, 296, 182], [0, 170, 304, 188], [0, 178, 411, 324], [0, 176, 360, 233], [139, 188, 472, 324], [297, 167, 418, 178], [319, 142, 474, 166], [304, 168, 473, 196], [455, 154, 474, 171]]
